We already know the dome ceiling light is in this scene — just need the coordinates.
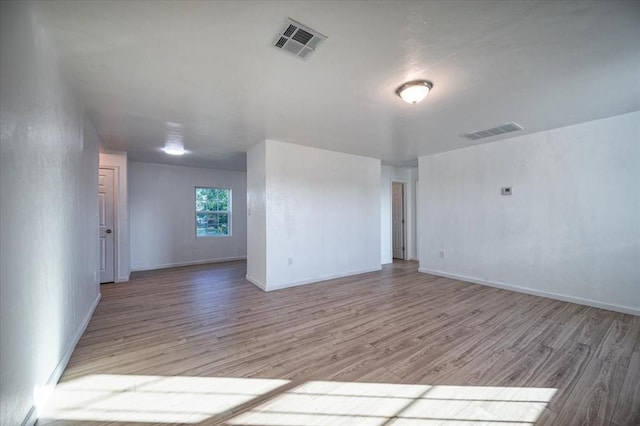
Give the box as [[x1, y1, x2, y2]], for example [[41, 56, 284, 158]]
[[163, 140, 185, 156], [395, 80, 433, 104], [163, 122, 186, 156]]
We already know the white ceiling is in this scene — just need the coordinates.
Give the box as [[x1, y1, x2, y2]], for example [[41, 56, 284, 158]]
[[35, 0, 640, 170]]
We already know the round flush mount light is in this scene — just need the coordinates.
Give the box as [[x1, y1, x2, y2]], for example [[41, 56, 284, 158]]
[[162, 122, 186, 155], [163, 141, 185, 156], [395, 80, 433, 104]]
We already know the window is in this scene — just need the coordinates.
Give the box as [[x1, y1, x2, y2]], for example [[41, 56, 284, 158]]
[[195, 187, 231, 237]]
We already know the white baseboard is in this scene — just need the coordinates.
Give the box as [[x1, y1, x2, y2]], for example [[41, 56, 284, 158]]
[[115, 273, 130, 283], [419, 268, 639, 316], [383, 258, 418, 265], [246, 274, 266, 291], [132, 256, 247, 272], [266, 266, 383, 292], [23, 292, 102, 426]]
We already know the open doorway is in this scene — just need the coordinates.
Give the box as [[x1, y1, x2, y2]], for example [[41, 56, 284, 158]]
[[392, 182, 406, 260]]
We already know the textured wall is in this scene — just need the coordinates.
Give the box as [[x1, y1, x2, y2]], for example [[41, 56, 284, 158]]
[[246, 142, 267, 287], [254, 140, 381, 291], [418, 112, 640, 314], [0, 2, 100, 425], [129, 161, 247, 271]]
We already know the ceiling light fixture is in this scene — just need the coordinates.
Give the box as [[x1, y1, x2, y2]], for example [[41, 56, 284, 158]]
[[163, 140, 185, 156], [163, 122, 186, 156], [396, 80, 433, 104]]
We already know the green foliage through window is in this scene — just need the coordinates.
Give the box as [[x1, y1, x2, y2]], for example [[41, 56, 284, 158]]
[[195, 187, 231, 237]]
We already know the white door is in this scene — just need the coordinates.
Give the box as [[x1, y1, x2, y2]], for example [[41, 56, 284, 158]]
[[392, 182, 405, 260], [99, 168, 115, 283]]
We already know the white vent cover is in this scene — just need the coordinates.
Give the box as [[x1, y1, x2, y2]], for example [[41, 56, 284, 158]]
[[273, 18, 327, 61], [460, 122, 524, 141]]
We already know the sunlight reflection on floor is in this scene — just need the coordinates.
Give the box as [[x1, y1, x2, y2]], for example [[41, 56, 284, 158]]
[[40, 374, 289, 423], [40, 374, 556, 425], [226, 381, 557, 426]]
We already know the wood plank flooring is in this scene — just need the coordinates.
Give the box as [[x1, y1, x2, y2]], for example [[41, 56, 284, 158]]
[[39, 261, 639, 426]]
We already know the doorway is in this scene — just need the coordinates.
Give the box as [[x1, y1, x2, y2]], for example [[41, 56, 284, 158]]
[[99, 167, 115, 283], [392, 182, 406, 260]]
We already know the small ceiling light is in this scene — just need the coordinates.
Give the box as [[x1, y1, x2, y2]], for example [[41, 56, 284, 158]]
[[163, 140, 185, 156], [396, 80, 433, 104], [163, 122, 186, 156]]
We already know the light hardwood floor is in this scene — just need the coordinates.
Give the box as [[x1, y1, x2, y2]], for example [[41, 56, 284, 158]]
[[39, 261, 639, 426]]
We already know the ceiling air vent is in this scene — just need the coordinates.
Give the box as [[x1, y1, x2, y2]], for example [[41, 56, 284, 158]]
[[461, 122, 524, 141], [273, 18, 327, 61]]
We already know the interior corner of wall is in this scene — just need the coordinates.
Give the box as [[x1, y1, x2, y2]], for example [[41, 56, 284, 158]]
[[246, 274, 266, 291]]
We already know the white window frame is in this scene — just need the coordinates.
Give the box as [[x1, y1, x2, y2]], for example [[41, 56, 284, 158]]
[[195, 186, 232, 238]]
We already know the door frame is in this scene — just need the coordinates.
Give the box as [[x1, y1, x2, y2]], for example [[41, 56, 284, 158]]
[[99, 165, 119, 283], [391, 180, 407, 260]]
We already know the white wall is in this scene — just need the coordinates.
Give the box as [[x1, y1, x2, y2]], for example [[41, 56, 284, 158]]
[[246, 142, 267, 286], [247, 140, 382, 291], [411, 167, 419, 260], [99, 149, 130, 282], [418, 112, 640, 315], [129, 161, 247, 271], [381, 166, 418, 263], [0, 2, 101, 424]]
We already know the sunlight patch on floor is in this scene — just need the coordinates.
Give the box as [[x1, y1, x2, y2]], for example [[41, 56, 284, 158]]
[[40, 374, 289, 423], [40, 375, 556, 425], [227, 381, 557, 426]]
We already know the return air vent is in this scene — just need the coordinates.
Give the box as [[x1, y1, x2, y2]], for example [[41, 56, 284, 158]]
[[273, 18, 327, 61], [461, 122, 524, 141]]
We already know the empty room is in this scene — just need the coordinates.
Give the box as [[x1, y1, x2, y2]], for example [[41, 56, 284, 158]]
[[1, 1, 639, 425]]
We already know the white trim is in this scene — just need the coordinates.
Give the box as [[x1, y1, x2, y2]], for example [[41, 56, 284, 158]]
[[21, 405, 36, 426], [266, 266, 383, 292], [23, 293, 102, 426], [194, 186, 232, 238], [246, 274, 266, 290], [55, 293, 102, 382], [419, 268, 639, 316], [115, 273, 130, 283], [132, 256, 247, 272], [391, 180, 408, 261], [99, 165, 119, 283]]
